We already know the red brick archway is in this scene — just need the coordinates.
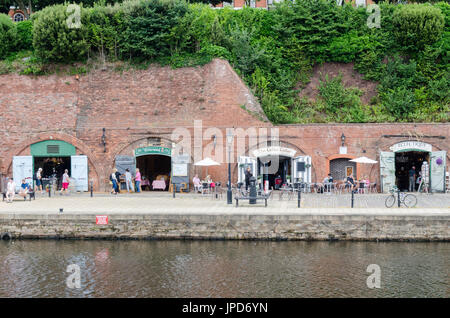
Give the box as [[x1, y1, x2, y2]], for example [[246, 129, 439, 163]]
[[326, 154, 361, 180], [3, 132, 103, 191]]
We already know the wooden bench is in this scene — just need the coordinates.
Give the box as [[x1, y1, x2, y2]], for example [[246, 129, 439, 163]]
[[2, 190, 35, 202], [235, 192, 271, 207]]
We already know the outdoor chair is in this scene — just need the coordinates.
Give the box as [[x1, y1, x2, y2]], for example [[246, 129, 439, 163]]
[[369, 183, 377, 193]]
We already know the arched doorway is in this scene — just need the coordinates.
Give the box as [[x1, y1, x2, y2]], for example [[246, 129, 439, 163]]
[[329, 158, 357, 182]]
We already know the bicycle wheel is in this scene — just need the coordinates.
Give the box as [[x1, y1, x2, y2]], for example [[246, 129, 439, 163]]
[[403, 194, 417, 208], [385, 195, 396, 208]]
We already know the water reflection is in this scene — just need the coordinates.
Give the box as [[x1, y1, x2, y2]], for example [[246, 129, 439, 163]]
[[0, 240, 447, 298]]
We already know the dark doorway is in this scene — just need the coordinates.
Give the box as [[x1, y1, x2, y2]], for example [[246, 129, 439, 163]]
[[34, 156, 71, 189], [395, 151, 430, 191], [136, 155, 171, 191], [258, 156, 291, 189]]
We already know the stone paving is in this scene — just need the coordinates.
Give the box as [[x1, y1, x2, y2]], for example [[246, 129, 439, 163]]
[[0, 191, 449, 215]]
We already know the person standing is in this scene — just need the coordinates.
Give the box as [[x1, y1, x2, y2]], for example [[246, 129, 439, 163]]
[[6, 178, 16, 203], [244, 167, 252, 190], [60, 169, 70, 195], [408, 166, 416, 192], [110, 169, 118, 194], [35, 167, 43, 194], [135, 168, 142, 193], [420, 161, 430, 193], [115, 169, 122, 193], [125, 169, 134, 193]]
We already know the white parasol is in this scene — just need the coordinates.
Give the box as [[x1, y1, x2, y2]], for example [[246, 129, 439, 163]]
[[194, 157, 220, 179], [349, 156, 378, 164]]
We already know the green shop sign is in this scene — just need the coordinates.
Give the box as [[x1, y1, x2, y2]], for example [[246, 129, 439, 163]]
[[135, 146, 172, 157]]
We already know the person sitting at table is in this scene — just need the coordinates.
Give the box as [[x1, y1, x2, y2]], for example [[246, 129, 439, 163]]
[[19, 179, 30, 199], [346, 175, 357, 192], [193, 174, 202, 193]]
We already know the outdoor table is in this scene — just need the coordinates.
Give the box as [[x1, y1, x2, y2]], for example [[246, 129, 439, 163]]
[[152, 180, 166, 190]]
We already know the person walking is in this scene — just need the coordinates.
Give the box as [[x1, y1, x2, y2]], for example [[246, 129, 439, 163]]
[[244, 167, 252, 190], [110, 169, 118, 194], [125, 169, 134, 193], [35, 167, 43, 194], [6, 178, 15, 203], [408, 166, 416, 192], [60, 169, 70, 195], [135, 168, 142, 193]]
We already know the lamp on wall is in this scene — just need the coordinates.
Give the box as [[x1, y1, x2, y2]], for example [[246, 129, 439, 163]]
[[101, 128, 106, 153], [341, 133, 346, 147]]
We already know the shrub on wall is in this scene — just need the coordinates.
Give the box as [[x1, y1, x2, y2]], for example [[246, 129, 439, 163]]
[[119, 0, 188, 60], [0, 13, 18, 59], [392, 4, 445, 51], [16, 20, 33, 51], [33, 4, 90, 62]]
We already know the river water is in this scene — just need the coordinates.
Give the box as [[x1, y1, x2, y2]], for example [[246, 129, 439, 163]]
[[0, 240, 447, 298]]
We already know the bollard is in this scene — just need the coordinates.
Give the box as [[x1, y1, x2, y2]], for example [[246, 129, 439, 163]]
[[59, 208, 63, 213], [351, 190, 354, 208], [397, 190, 401, 208], [249, 177, 257, 204], [297, 190, 301, 208], [90, 181, 93, 197], [48, 184, 51, 198], [173, 184, 176, 198]]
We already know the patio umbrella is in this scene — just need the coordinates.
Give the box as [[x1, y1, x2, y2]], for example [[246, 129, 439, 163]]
[[194, 157, 220, 179], [349, 157, 378, 164]]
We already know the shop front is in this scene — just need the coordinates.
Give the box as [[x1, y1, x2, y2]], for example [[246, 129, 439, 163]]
[[380, 141, 446, 193], [12, 140, 88, 191], [238, 144, 311, 190], [115, 143, 190, 191]]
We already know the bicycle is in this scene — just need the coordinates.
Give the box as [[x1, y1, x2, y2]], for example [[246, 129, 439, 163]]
[[385, 186, 417, 208]]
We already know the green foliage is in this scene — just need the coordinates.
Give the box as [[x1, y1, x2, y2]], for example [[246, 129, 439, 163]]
[[0, 13, 18, 59], [33, 4, 90, 62], [318, 74, 369, 122], [381, 87, 416, 120], [1, 0, 449, 124], [392, 4, 445, 52], [119, 0, 188, 60], [16, 20, 33, 51]]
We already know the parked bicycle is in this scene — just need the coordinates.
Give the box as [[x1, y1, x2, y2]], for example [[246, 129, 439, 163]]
[[385, 186, 417, 208]]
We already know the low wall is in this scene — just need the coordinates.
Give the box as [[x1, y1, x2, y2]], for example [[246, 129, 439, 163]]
[[0, 213, 448, 241]]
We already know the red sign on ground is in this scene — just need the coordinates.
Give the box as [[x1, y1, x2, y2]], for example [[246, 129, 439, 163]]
[[96, 215, 108, 225]]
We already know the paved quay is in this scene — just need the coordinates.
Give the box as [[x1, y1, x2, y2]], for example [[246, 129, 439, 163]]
[[1, 193, 448, 241], [0, 192, 449, 215]]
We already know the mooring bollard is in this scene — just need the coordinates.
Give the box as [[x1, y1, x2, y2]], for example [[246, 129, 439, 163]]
[[59, 208, 63, 213], [90, 180, 93, 197], [173, 184, 176, 198], [351, 190, 354, 208], [297, 190, 301, 208], [48, 184, 51, 198], [397, 190, 401, 208]]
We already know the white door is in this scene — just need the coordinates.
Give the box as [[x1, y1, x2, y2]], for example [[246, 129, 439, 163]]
[[380, 152, 395, 193], [13, 156, 33, 191], [71, 155, 88, 191], [238, 156, 257, 183], [430, 151, 446, 193], [291, 156, 312, 183]]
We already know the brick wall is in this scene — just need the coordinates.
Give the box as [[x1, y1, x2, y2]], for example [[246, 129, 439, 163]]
[[0, 59, 449, 191]]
